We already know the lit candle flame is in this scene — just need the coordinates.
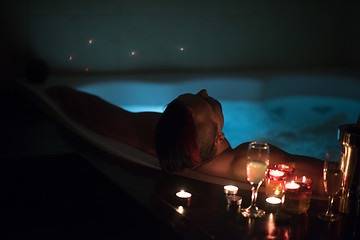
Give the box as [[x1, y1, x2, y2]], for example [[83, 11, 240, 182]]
[[285, 180, 300, 190], [176, 190, 192, 198], [269, 170, 285, 177], [224, 185, 238, 195], [266, 197, 282, 204]]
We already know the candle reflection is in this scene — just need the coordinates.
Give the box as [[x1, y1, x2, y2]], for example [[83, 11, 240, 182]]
[[267, 213, 276, 239], [176, 206, 184, 214]]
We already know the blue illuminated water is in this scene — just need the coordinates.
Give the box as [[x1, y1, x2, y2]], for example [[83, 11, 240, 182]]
[[122, 97, 360, 159], [76, 76, 360, 160]]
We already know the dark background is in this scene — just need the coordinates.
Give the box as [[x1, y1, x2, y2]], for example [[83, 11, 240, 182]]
[[2, 0, 360, 95]]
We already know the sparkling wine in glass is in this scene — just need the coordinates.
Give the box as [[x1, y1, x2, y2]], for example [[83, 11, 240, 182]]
[[241, 142, 270, 218], [318, 151, 343, 222]]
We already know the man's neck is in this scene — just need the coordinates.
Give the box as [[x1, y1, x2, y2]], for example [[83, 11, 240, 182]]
[[216, 138, 232, 157]]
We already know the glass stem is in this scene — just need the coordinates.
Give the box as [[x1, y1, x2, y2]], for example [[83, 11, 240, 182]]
[[249, 183, 261, 210], [326, 195, 334, 216]]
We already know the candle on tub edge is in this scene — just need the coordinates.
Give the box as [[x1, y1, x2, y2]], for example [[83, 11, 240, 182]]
[[266, 197, 282, 204], [176, 190, 192, 207], [176, 190, 192, 199], [224, 185, 238, 195]]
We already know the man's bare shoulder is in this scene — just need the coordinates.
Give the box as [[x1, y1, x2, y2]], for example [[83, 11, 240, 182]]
[[195, 143, 249, 182], [231, 142, 251, 160]]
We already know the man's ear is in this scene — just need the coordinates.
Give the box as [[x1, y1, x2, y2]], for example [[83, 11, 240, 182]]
[[216, 132, 225, 145]]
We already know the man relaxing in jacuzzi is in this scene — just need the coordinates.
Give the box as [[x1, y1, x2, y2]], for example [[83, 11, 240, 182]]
[[46, 86, 325, 194]]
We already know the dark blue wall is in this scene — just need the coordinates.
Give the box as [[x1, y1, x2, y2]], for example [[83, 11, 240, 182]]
[[1, 0, 359, 84]]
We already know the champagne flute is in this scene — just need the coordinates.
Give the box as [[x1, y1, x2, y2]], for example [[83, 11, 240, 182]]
[[318, 151, 343, 222], [241, 142, 270, 218]]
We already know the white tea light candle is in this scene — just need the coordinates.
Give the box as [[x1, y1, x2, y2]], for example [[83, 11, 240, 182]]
[[176, 190, 192, 199], [285, 181, 300, 190], [224, 185, 238, 195], [266, 197, 282, 204], [269, 170, 285, 177]]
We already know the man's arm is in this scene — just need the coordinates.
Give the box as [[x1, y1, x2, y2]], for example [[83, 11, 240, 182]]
[[197, 143, 325, 195], [46, 86, 132, 136], [45, 86, 161, 155]]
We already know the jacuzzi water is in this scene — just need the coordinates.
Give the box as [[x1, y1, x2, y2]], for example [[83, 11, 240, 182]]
[[76, 77, 360, 160]]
